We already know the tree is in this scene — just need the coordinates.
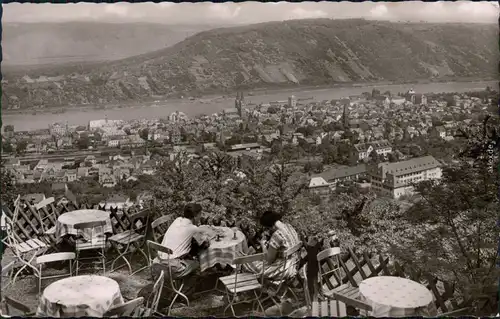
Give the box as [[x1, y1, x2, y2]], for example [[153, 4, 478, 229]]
[[4, 125, 14, 133], [77, 134, 90, 150], [154, 151, 204, 214], [0, 160, 17, 208], [139, 128, 149, 141], [369, 150, 380, 163], [371, 89, 380, 98], [2, 140, 13, 153], [388, 152, 399, 163], [16, 140, 28, 155]]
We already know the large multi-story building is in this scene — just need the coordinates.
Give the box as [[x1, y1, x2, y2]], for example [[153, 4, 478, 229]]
[[368, 155, 442, 199]]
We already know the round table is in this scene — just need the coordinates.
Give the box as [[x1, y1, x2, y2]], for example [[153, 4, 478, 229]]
[[36, 275, 124, 317], [359, 276, 437, 317], [198, 226, 248, 272], [55, 210, 113, 240]]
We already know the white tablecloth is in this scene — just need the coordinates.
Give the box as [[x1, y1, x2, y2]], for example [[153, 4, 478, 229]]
[[359, 276, 437, 317], [37, 275, 124, 317], [198, 226, 248, 272], [55, 210, 113, 240]]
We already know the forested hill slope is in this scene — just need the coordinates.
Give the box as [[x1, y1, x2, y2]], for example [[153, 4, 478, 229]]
[[3, 19, 496, 109]]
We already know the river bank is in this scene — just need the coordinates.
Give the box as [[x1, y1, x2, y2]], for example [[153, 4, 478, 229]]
[[3, 79, 495, 131]]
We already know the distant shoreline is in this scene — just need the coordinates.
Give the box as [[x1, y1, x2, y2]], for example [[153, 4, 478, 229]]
[[2, 77, 495, 116]]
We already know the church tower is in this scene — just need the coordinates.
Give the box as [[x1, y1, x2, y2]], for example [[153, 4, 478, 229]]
[[235, 92, 243, 118], [342, 101, 349, 129]]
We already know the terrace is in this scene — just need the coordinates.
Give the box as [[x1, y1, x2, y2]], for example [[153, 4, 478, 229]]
[[0, 199, 486, 317]]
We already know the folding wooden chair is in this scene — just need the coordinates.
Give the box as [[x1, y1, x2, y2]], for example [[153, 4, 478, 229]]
[[103, 297, 144, 317], [2, 213, 48, 284], [317, 247, 359, 300], [74, 220, 107, 275], [35, 252, 75, 295], [261, 242, 303, 315], [146, 240, 189, 316], [109, 209, 151, 274], [219, 252, 267, 316], [150, 215, 175, 243], [2, 296, 35, 317]]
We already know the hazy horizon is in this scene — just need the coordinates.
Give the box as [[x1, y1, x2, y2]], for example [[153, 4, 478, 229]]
[[4, 1, 498, 25]]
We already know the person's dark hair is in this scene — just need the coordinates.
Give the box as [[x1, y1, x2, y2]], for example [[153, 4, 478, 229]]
[[259, 210, 282, 228], [183, 203, 202, 219]]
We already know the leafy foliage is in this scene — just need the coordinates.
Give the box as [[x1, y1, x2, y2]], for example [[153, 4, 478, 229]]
[[0, 160, 18, 208]]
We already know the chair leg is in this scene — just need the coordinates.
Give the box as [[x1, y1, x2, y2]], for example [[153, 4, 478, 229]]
[[110, 243, 133, 274], [75, 251, 79, 275], [102, 249, 106, 275], [254, 290, 266, 315]]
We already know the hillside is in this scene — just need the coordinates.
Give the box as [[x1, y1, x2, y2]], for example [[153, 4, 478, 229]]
[[2, 19, 497, 109], [2, 22, 220, 66]]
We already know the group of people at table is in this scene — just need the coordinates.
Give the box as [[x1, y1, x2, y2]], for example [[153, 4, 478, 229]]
[[152, 203, 302, 296]]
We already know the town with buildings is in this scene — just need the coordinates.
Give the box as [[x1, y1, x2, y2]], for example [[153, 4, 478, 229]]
[[2, 87, 495, 205]]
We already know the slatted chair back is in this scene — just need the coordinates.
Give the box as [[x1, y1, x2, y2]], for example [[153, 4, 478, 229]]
[[146, 240, 174, 282], [125, 208, 151, 235], [35, 252, 76, 294], [3, 296, 34, 317], [317, 247, 342, 293], [74, 220, 107, 244], [150, 215, 175, 243], [31, 197, 58, 233], [104, 297, 144, 317], [330, 290, 373, 315], [233, 252, 266, 289], [109, 206, 130, 234], [312, 299, 347, 317]]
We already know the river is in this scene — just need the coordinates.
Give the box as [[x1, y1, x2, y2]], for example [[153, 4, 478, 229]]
[[3, 80, 495, 131]]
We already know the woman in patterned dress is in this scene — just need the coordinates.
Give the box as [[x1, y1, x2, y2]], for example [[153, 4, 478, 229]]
[[243, 211, 301, 281]]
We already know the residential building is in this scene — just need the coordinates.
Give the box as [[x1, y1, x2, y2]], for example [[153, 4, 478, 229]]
[[368, 155, 442, 199], [351, 140, 392, 162], [49, 122, 68, 136], [308, 176, 331, 195], [313, 164, 367, 185]]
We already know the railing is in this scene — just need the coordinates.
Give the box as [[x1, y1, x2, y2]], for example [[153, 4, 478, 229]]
[[308, 245, 492, 315]]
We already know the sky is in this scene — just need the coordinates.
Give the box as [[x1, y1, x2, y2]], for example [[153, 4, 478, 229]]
[[3, 1, 499, 25]]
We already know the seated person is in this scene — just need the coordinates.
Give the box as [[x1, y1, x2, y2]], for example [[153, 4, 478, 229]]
[[150, 203, 209, 296], [243, 210, 301, 282]]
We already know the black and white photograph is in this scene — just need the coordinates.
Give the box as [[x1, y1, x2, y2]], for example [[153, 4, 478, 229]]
[[0, 1, 499, 317]]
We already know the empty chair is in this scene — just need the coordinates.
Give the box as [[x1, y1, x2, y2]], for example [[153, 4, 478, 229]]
[[219, 252, 267, 316], [35, 252, 75, 295], [103, 297, 144, 317], [109, 209, 151, 274], [73, 220, 107, 275], [317, 247, 359, 300]]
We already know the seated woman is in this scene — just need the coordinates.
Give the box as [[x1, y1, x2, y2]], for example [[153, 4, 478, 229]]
[[243, 210, 301, 282]]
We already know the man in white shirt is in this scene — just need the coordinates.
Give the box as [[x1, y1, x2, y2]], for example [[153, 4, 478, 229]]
[[150, 203, 209, 297]]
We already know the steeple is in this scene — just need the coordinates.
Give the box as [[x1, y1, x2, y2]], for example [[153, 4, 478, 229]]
[[235, 91, 243, 118], [342, 102, 349, 129]]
